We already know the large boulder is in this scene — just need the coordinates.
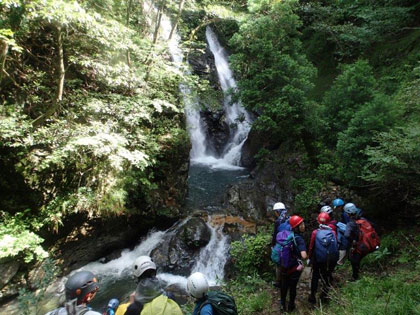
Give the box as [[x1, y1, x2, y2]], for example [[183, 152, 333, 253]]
[[223, 156, 296, 222], [0, 261, 19, 289], [151, 217, 211, 275]]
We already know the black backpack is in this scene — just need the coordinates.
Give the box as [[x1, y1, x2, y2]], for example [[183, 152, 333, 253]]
[[199, 291, 238, 315]]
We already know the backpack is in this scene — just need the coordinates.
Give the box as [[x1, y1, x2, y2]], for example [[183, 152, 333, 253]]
[[336, 222, 349, 248], [271, 230, 296, 268], [277, 218, 291, 233], [314, 229, 339, 263], [356, 219, 380, 256], [199, 291, 238, 315], [140, 295, 182, 315]]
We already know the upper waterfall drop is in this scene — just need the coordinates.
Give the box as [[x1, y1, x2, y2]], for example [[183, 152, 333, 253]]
[[205, 26, 252, 167]]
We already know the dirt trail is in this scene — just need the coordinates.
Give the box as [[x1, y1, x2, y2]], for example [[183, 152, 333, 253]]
[[267, 265, 350, 314]]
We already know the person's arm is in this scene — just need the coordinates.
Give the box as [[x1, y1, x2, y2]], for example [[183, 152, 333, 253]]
[[308, 230, 317, 259], [296, 235, 308, 259], [272, 220, 279, 247]]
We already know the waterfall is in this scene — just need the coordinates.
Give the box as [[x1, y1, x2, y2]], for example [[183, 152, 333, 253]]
[[205, 26, 252, 166], [160, 11, 251, 169]]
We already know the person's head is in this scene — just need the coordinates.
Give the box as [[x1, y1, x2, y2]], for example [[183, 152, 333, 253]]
[[186, 272, 209, 300], [133, 256, 157, 281], [65, 271, 99, 305], [108, 298, 120, 310], [320, 205, 333, 215], [344, 203, 358, 218], [272, 202, 287, 218], [289, 215, 305, 232], [332, 198, 345, 211], [317, 212, 331, 225]]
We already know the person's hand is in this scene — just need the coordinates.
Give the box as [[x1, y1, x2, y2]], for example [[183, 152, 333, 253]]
[[129, 292, 135, 303]]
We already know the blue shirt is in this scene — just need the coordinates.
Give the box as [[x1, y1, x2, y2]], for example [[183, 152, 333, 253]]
[[291, 233, 307, 267], [193, 298, 213, 315]]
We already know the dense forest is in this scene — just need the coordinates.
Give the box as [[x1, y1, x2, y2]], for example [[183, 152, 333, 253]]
[[1, 0, 419, 313]]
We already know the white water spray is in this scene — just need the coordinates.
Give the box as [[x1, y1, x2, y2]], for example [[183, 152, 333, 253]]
[[205, 26, 252, 166]]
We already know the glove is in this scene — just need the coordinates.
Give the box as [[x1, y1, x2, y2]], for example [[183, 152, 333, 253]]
[[306, 259, 311, 266]]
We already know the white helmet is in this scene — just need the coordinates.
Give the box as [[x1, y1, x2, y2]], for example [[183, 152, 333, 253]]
[[186, 272, 209, 299], [320, 205, 333, 214], [273, 202, 286, 211], [344, 203, 358, 215], [133, 256, 156, 278]]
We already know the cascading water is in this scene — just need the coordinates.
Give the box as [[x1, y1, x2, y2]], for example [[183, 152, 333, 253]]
[[205, 26, 252, 166], [74, 221, 228, 308]]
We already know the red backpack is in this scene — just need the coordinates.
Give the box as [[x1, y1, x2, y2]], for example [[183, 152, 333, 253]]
[[356, 219, 380, 256]]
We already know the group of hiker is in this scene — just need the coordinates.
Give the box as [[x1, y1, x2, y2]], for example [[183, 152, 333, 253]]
[[46, 255, 237, 315], [270, 199, 380, 313]]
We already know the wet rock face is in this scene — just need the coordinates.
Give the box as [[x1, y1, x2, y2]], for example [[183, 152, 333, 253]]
[[201, 110, 230, 156], [188, 47, 219, 90], [223, 158, 296, 222], [151, 217, 211, 275]]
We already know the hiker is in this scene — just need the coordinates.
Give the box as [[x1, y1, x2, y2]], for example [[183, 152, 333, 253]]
[[104, 299, 119, 315], [116, 256, 182, 315], [271, 202, 291, 288], [344, 203, 380, 281], [271, 215, 307, 312], [271, 202, 291, 246], [186, 272, 237, 315], [308, 213, 339, 304], [332, 199, 349, 265], [320, 205, 337, 232], [332, 198, 348, 224], [45, 271, 101, 315]]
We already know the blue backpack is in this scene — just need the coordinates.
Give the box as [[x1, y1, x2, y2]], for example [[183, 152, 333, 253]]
[[277, 218, 291, 233], [336, 222, 349, 248], [271, 230, 296, 268], [315, 229, 339, 263]]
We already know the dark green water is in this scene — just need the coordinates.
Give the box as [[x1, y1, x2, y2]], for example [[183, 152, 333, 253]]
[[185, 163, 249, 211]]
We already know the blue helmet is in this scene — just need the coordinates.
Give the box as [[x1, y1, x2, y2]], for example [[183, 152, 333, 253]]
[[344, 203, 358, 215], [332, 198, 345, 208], [108, 298, 120, 310]]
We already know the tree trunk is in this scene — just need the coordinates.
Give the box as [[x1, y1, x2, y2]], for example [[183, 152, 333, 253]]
[[55, 26, 65, 105], [0, 39, 8, 83], [33, 26, 65, 127], [169, 0, 186, 40], [152, 0, 166, 44], [126, 0, 132, 66]]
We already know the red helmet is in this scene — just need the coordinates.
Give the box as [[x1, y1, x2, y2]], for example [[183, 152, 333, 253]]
[[317, 212, 330, 224], [289, 215, 303, 229]]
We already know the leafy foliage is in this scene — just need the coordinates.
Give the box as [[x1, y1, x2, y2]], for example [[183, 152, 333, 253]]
[[230, 229, 271, 276], [0, 0, 191, 262], [0, 210, 47, 263], [230, 0, 318, 150]]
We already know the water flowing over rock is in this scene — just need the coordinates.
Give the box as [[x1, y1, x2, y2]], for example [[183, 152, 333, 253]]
[[151, 217, 211, 275]]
